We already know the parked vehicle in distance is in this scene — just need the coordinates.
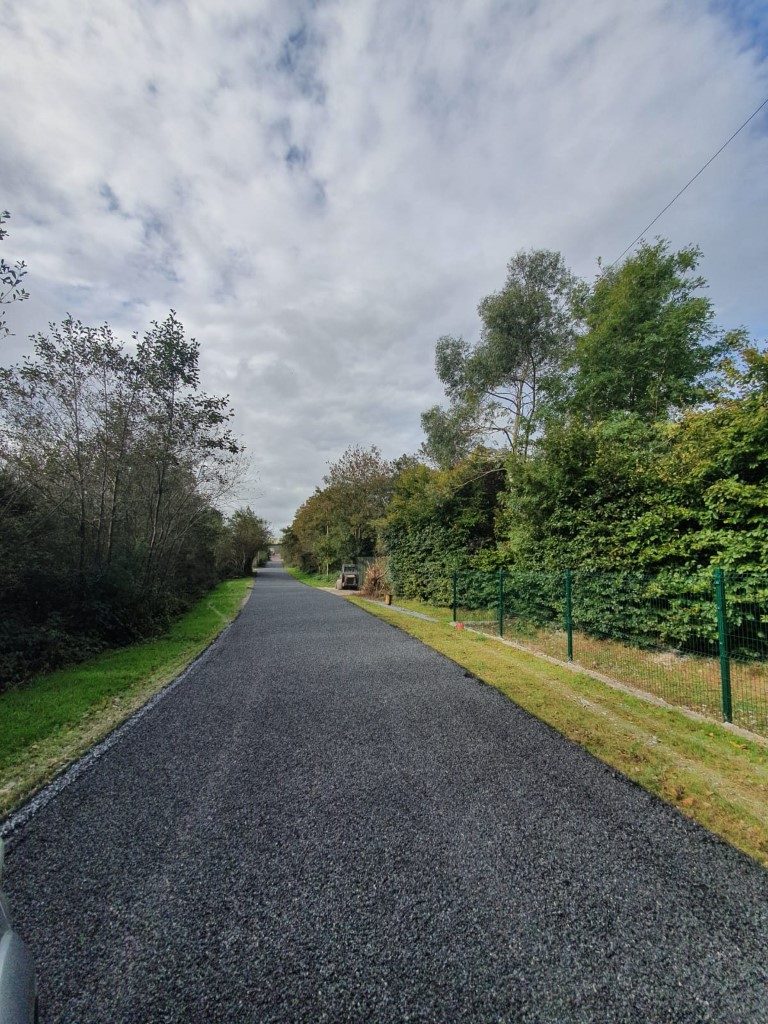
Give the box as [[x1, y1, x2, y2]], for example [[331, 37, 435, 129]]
[[335, 564, 359, 590], [0, 840, 38, 1023]]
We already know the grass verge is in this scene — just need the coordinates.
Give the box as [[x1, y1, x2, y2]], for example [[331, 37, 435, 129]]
[[285, 567, 337, 588], [377, 598, 768, 736], [349, 596, 768, 868], [0, 577, 253, 818]]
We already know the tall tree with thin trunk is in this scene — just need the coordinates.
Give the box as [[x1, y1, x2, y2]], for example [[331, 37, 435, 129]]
[[422, 249, 580, 466]]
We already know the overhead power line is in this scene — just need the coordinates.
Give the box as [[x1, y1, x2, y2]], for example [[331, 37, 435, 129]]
[[609, 94, 768, 269]]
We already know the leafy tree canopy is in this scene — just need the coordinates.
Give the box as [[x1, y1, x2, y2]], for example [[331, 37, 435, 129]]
[[422, 249, 581, 465], [0, 312, 243, 685], [217, 507, 271, 578], [568, 241, 731, 421]]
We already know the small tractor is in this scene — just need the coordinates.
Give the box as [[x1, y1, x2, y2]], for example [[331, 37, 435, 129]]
[[335, 563, 359, 590]]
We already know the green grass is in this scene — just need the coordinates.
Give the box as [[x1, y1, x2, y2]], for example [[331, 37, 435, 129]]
[[385, 596, 455, 621], [349, 596, 768, 868], [369, 594, 768, 737], [0, 577, 253, 816], [285, 567, 338, 588]]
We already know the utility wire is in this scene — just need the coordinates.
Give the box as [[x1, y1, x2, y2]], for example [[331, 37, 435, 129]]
[[609, 94, 768, 269]]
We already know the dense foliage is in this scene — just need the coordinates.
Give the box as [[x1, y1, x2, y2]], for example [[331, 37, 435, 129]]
[[381, 455, 504, 604], [216, 507, 271, 578], [567, 243, 725, 421], [0, 309, 265, 687], [283, 446, 394, 571], [288, 240, 767, 655]]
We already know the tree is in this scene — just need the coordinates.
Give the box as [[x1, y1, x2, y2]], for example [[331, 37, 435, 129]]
[[655, 340, 768, 570], [497, 413, 668, 571], [135, 312, 241, 589], [284, 446, 395, 572], [288, 486, 348, 573], [0, 318, 132, 584], [0, 211, 29, 338], [495, 334, 768, 575], [0, 312, 242, 685], [568, 241, 729, 421], [280, 526, 302, 567], [422, 249, 580, 465], [322, 445, 394, 557], [420, 404, 476, 469], [218, 507, 271, 577], [381, 453, 505, 603]]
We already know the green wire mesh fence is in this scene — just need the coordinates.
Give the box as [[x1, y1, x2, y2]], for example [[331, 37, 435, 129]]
[[450, 568, 768, 736]]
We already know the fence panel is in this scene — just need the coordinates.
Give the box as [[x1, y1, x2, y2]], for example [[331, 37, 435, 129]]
[[500, 570, 565, 658], [451, 570, 498, 631], [447, 566, 768, 737], [569, 570, 722, 721], [723, 570, 768, 734]]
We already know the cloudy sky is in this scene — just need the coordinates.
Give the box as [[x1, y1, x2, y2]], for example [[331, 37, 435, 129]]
[[2, 0, 767, 529]]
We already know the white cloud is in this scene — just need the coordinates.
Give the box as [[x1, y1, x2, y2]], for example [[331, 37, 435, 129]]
[[1, 0, 767, 528]]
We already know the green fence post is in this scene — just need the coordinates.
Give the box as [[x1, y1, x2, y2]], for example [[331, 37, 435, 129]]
[[498, 569, 505, 637], [564, 569, 574, 661], [714, 567, 733, 723], [452, 571, 458, 623]]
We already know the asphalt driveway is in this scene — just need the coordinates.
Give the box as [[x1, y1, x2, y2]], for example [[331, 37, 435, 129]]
[[4, 566, 768, 1022]]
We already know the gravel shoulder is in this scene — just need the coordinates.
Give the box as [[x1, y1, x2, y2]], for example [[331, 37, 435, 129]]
[[0, 578, 252, 821], [4, 566, 768, 1023]]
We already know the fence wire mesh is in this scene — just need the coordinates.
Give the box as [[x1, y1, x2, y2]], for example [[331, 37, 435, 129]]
[[450, 568, 768, 736]]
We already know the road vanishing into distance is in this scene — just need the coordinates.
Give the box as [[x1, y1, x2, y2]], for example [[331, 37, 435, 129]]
[[4, 566, 768, 1023]]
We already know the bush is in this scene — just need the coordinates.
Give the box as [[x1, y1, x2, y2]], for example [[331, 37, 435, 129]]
[[361, 558, 389, 598]]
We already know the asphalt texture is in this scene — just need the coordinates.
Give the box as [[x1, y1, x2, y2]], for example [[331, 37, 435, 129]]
[[4, 566, 768, 1023]]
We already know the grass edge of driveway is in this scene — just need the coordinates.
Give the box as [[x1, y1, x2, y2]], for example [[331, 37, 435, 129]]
[[348, 596, 768, 869], [0, 577, 253, 819], [285, 567, 337, 588]]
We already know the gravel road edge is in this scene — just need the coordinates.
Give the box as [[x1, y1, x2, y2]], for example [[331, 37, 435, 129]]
[[0, 585, 254, 845]]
